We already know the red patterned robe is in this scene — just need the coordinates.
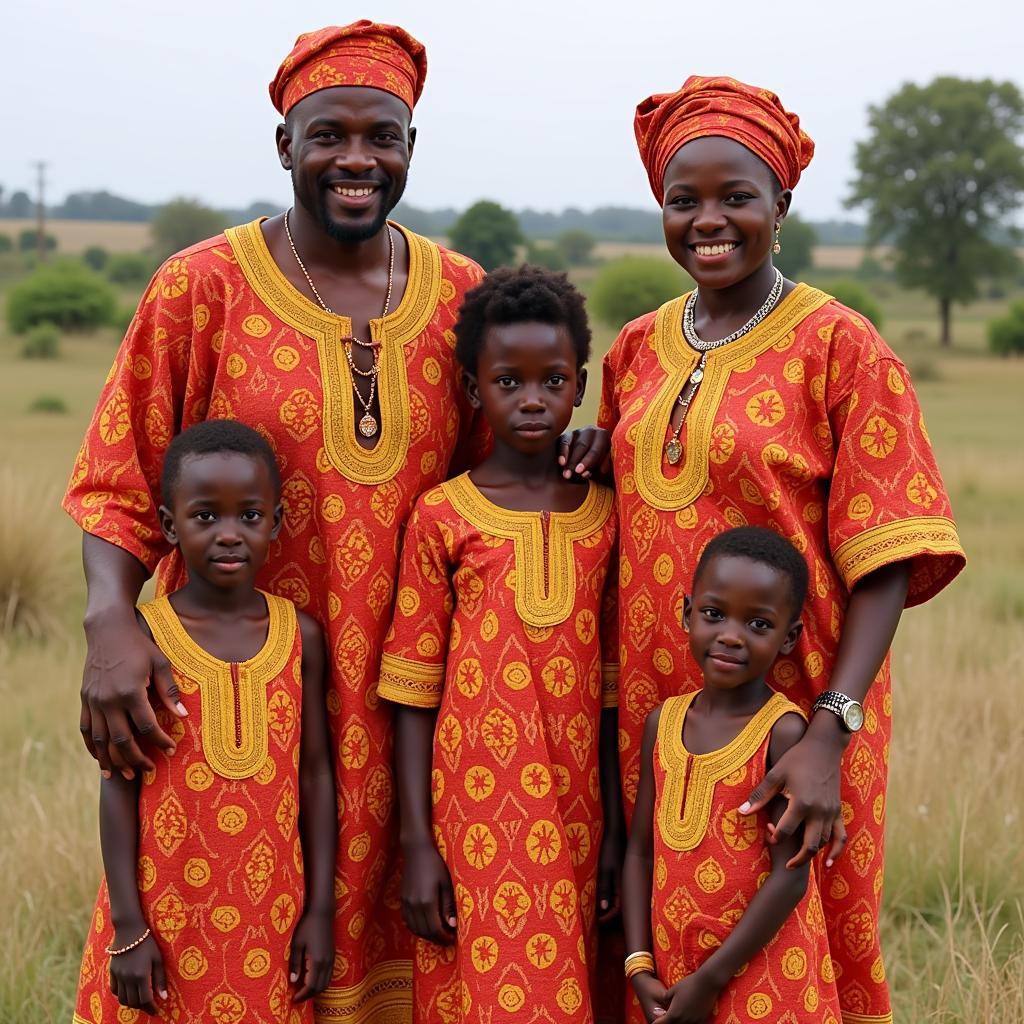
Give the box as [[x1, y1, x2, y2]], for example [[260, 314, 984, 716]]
[[649, 692, 842, 1024], [376, 474, 618, 1023], [74, 593, 310, 1024], [599, 285, 965, 1024], [63, 220, 487, 1024]]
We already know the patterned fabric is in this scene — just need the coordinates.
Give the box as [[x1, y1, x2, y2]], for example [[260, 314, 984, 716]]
[[269, 21, 427, 115], [63, 219, 487, 1024], [377, 474, 618, 1023], [634, 75, 815, 203], [650, 692, 842, 1024], [74, 593, 310, 1024], [599, 285, 964, 1024]]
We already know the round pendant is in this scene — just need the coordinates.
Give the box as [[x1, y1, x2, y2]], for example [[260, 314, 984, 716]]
[[666, 438, 683, 465], [358, 414, 378, 438], [689, 367, 704, 385]]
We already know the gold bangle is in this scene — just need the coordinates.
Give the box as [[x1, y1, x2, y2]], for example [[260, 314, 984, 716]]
[[624, 951, 656, 979], [104, 927, 151, 956]]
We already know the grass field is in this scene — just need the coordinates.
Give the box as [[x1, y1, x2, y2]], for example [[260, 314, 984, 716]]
[[0, 239, 1022, 1022]]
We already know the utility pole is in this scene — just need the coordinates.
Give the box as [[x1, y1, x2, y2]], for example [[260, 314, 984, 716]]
[[34, 161, 47, 261]]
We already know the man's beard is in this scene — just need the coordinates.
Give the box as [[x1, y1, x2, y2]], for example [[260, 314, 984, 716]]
[[296, 172, 407, 244]]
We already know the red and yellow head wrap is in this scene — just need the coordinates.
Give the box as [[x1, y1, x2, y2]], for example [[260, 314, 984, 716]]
[[634, 75, 814, 204], [269, 20, 427, 117]]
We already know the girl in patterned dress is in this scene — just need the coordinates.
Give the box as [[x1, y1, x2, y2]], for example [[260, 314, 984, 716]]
[[623, 527, 842, 1024], [73, 421, 336, 1024], [378, 267, 623, 1023]]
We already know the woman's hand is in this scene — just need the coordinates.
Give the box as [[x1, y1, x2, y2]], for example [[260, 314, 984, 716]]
[[740, 725, 848, 868], [631, 972, 669, 1021], [558, 426, 611, 480], [108, 932, 166, 1013], [290, 908, 334, 1002], [662, 970, 720, 1023], [597, 821, 625, 924], [401, 842, 457, 945]]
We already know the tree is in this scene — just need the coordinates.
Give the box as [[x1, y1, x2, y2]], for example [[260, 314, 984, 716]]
[[82, 246, 109, 272], [848, 77, 1024, 346], [589, 257, 686, 327], [988, 300, 1024, 356], [7, 260, 117, 333], [774, 213, 816, 279], [525, 241, 568, 272], [150, 198, 227, 259], [827, 280, 884, 330], [447, 200, 522, 271], [5, 190, 32, 218], [556, 229, 596, 266]]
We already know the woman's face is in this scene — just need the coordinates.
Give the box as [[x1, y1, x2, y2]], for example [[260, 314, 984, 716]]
[[661, 136, 790, 290]]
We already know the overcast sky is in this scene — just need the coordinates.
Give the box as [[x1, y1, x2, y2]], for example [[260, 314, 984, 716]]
[[4, 0, 1023, 222]]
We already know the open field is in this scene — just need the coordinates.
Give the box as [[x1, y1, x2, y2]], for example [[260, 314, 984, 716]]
[[1, 218, 151, 255], [1, 248, 1022, 1021]]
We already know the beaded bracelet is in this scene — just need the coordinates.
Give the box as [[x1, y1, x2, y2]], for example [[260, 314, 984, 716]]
[[624, 950, 656, 979], [104, 927, 151, 957]]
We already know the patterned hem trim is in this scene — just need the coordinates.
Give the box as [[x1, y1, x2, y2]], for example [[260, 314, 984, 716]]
[[377, 653, 444, 708], [833, 515, 963, 595], [139, 591, 296, 779], [841, 1013, 893, 1024], [72, 1014, 92, 1024], [226, 219, 443, 485], [634, 284, 833, 512], [657, 691, 805, 850], [442, 473, 615, 627], [315, 959, 413, 1022]]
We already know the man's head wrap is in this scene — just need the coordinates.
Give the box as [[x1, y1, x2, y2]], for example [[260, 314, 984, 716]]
[[269, 20, 427, 117], [634, 75, 814, 204]]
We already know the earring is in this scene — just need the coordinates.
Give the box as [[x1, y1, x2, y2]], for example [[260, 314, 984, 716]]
[[772, 225, 782, 255]]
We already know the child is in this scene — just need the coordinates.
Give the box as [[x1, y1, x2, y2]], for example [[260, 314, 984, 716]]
[[73, 420, 336, 1023], [622, 527, 843, 1024], [377, 266, 623, 1023]]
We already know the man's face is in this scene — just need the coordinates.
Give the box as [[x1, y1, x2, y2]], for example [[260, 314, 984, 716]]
[[278, 86, 416, 243]]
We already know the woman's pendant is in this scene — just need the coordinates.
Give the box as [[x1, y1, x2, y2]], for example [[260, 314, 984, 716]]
[[666, 438, 683, 465], [359, 414, 378, 438]]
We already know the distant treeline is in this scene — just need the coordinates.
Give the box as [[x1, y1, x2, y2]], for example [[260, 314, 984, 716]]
[[0, 187, 869, 245]]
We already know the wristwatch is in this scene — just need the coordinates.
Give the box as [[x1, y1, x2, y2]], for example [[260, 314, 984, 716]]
[[812, 690, 865, 732]]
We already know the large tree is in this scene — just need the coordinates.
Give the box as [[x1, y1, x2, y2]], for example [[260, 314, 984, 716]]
[[150, 198, 227, 260], [448, 200, 522, 271], [848, 77, 1024, 346]]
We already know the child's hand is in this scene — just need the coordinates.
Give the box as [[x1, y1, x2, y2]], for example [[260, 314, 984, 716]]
[[401, 842, 457, 945], [662, 970, 720, 1023], [108, 932, 166, 1013], [631, 972, 669, 1021], [597, 824, 625, 923], [290, 909, 334, 1002]]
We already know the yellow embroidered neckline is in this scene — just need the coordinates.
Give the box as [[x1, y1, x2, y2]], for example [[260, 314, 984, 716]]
[[139, 591, 296, 779], [633, 284, 832, 512], [656, 690, 802, 851], [225, 218, 443, 485], [442, 473, 614, 628]]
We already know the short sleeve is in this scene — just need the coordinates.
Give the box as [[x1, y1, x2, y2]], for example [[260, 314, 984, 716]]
[[597, 332, 625, 434], [825, 327, 965, 606], [377, 498, 454, 708]]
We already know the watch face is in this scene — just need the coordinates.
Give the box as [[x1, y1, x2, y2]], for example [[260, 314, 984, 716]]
[[843, 702, 865, 732]]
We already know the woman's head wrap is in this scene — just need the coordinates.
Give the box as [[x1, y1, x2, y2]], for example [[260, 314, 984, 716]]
[[634, 75, 814, 203], [270, 20, 427, 117]]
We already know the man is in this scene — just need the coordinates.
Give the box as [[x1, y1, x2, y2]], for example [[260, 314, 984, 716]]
[[66, 21, 608, 1022]]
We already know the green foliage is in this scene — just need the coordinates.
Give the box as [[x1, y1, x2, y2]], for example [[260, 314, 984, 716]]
[[27, 394, 68, 414], [448, 200, 523, 271], [988, 301, 1024, 356], [112, 305, 137, 337], [81, 246, 109, 272], [106, 251, 157, 285], [17, 229, 57, 253], [774, 213, 816, 279], [827, 279, 884, 330], [589, 257, 685, 327], [556, 229, 596, 266], [19, 324, 61, 360], [0, 233, 12, 253], [848, 77, 1024, 345], [525, 241, 568, 272], [6, 260, 117, 333], [150, 198, 227, 259]]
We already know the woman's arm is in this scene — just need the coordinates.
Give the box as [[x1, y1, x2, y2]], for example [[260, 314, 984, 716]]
[[741, 560, 910, 866], [597, 706, 626, 922]]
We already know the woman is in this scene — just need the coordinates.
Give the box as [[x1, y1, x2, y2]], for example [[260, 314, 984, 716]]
[[601, 76, 965, 1024]]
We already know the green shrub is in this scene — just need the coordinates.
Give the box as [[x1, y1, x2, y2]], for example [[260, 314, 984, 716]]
[[6, 260, 117, 333], [589, 256, 685, 327], [0, 233, 12, 253], [988, 301, 1024, 356], [82, 245, 109, 272], [828, 279, 884, 330], [525, 242, 568, 272], [19, 324, 61, 360], [556, 229, 596, 266], [107, 251, 157, 285], [28, 394, 68, 414], [17, 228, 57, 253], [111, 305, 137, 337]]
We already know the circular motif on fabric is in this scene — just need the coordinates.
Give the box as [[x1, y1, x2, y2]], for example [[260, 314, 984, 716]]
[[208, 993, 245, 1024], [782, 947, 807, 980], [747, 992, 773, 1019], [652, 648, 674, 675], [804, 985, 820, 1012], [526, 819, 562, 865], [542, 656, 576, 698], [470, 935, 499, 973], [721, 808, 758, 851], [178, 945, 208, 980], [137, 855, 157, 892], [242, 314, 271, 337], [422, 357, 442, 385], [464, 765, 495, 802], [348, 831, 371, 863], [340, 723, 369, 769], [463, 823, 498, 869], [526, 932, 557, 969], [480, 610, 500, 641], [497, 985, 525, 1012], [556, 978, 584, 1014], [243, 947, 271, 979], [431, 768, 445, 805], [456, 658, 484, 699], [745, 389, 786, 427], [217, 805, 248, 835], [860, 415, 898, 459], [271, 893, 297, 933], [273, 346, 300, 371], [520, 762, 551, 798], [226, 353, 247, 378], [211, 905, 240, 932], [397, 586, 420, 616], [694, 857, 725, 893], [709, 422, 736, 465], [184, 858, 211, 887], [565, 822, 591, 866]]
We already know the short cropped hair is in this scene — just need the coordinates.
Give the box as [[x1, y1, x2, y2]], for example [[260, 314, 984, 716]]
[[693, 526, 808, 618], [454, 265, 591, 374], [161, 420, 281, 505]]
